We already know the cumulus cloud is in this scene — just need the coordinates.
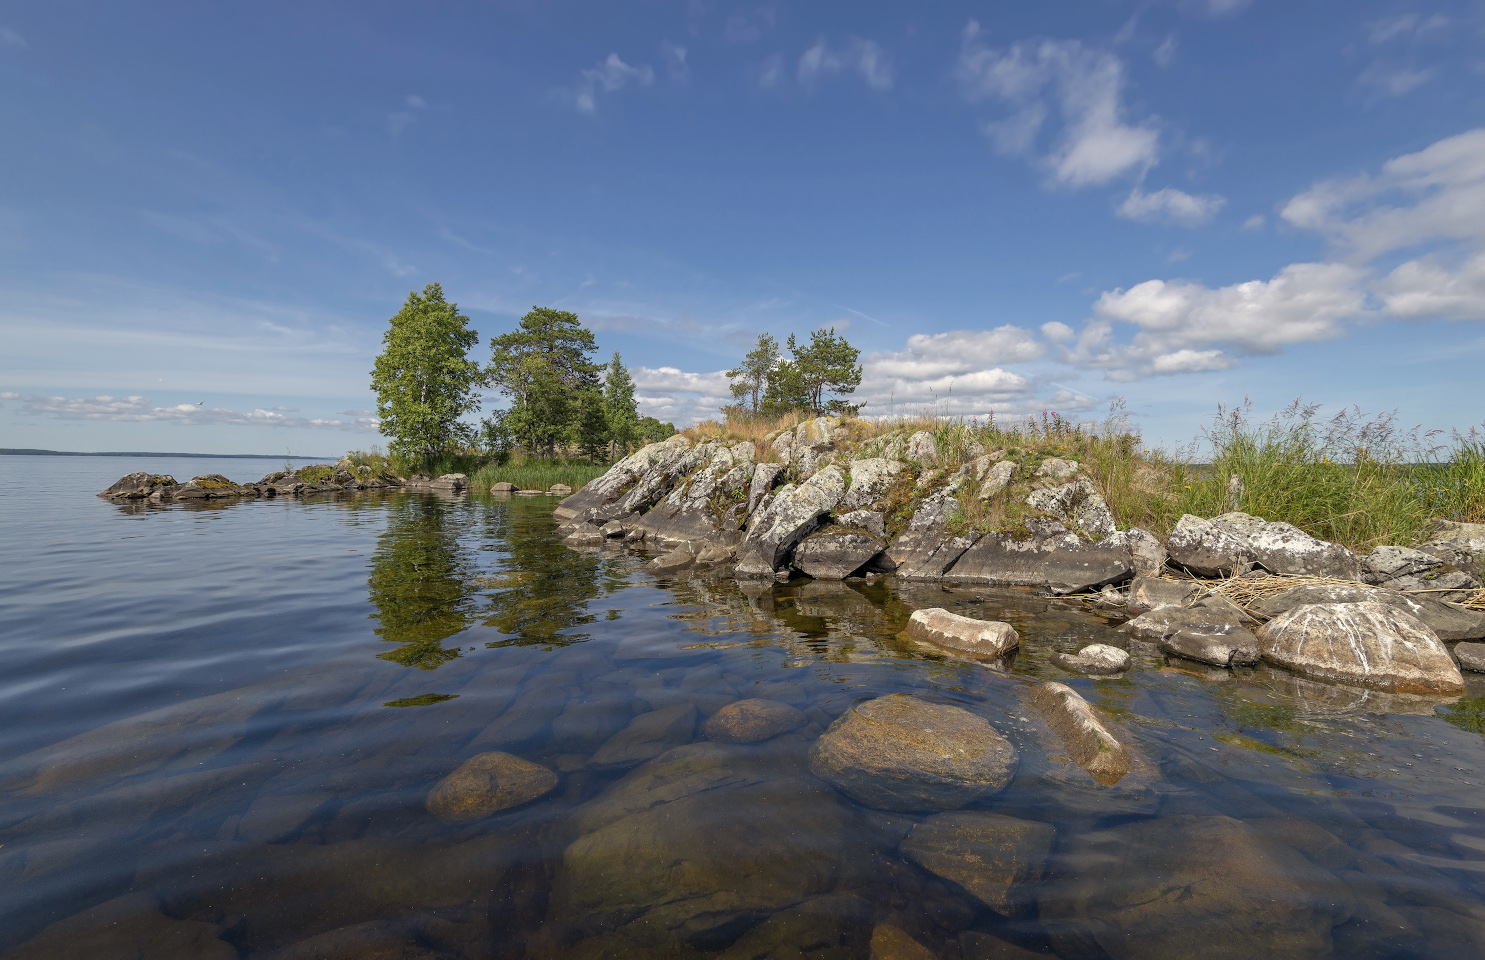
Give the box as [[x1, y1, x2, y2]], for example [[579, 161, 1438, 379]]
[[955, 23, 1158, 187], [631, 366, 732, 424], [798, 37, 894, 91], [1379, 249, 1485, 321], [858, 326, 1045, 413], [19, 394, 378, 430], [568, 54, 655, 114], [1117, 186, 1226, 226], [1041, 321, 1075, 342]]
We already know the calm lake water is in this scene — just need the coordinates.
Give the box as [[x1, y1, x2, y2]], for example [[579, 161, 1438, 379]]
[[5, 454, 1485, 959]]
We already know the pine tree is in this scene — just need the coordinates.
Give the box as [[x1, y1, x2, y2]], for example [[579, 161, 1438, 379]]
[[726, 333, 779, 415], [486, 307, 601, 458], [603, 351, 639, 458]]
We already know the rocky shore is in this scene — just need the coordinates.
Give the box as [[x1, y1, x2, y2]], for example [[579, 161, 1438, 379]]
[[555, 417, 1485, 698], [98, 465, 576, 503]]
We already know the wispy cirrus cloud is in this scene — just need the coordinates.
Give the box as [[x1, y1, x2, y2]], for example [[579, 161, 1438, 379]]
[[18, 394, 378, 430], [564, 53, 655, 114], [1117, 186, 1226, 226], [797, 37, 894, 91]]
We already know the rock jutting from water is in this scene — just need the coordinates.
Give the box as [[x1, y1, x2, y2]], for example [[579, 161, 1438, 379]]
[[903, 608, 1020, 660], [1257, 601, 1466, 695], [1051, 643, 1130, 675], [1030, 682, 1130, 786]]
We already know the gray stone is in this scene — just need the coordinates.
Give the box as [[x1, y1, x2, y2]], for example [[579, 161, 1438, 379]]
[[645, 541, 703, 575], [808, 695, 1017, 811], [703, 699, 808, 743], [1417, 519, 1485, 579], [1030, 682, 1129, 785], [1456, 642, 1485, 673], [548, 483, 573, 495], [906, 431, 938, 466], [896, 532, 981, 581], [792, 531, 882, 580], [564, 523, 607, 546], [904, 607, 1020, 659], [1034, 458, 1079, 479], [1247, 521, 1360, 579], [599, 520, 625, 538], [1211, 511, 1268, 541], [1364, 544, 1444, 582], [1124, 575, 1200, 614], [900, 811, 1056, 917], [945, 532, 1133, 594], [1052, 644, 1130, 675], [735, 466, 848, 576], [425, 751, 558, 822], [879, 489, 960, 574], [836, 509, 886, 539], [977, 460, 1018, 499], [1025, 476, 1116, 539], [589, 703, 698, 771], [1167, 514, 1255, 578], [1159, 616, 1261, 668], [98, 472, 178, 499], [1250, 583, 1485, 641], [1105, 527, 1168, 579], [747, 461, 784, 514], [842, 458, 907, 511], [633, 500, 720, 546], [1258, 601, 1465, 694], [430, 473, 468, 490]]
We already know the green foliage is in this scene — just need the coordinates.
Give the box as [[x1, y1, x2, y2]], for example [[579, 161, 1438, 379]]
[[469, 458, 610, 491], [487, 306, 602, 457], [575, 387, 610, 462], [726, 333, 780, 414], [370, 283, 483, 468], [638, 416, 676, 444], [762, 328, 862, 418], [603, 352, 640, 457]]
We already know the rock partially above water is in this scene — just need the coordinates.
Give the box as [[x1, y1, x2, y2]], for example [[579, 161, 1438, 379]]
[[1030, 682, 1129, 786], [808, 695, 1017, 811], [899, 811, 1056, 917], [425, 751, 558, 822], [1126, 607, 1260, 668], [945, 533, 1133, 595], [735, 466, 848, 577], [903, 608, 1020, 660], [1251, 583, 1485, 642], [1052, 644, 1130, 675], [703, 698, 808, 743], [1455, 642, 1485, 673], [1124, 575, 1200, 614], [1167, 514, 1255, 578], [1258, 601, 1465, 695]]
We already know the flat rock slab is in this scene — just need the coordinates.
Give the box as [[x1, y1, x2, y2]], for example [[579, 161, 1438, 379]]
[[1052, 644, 1130, 675], [1160, 624, 1260, 668], [945, 534, 1133, 594], [703, 699, 808, 743], [900, 811, 1056, 917], [808, 695, 1017, 811], [1258, 601, 1465, 695], [1029, 683, 1129, 786], [793, 531, 883, 580], [904, 608, 1020, 660], [4, 893, 236, 960], [1456, 642, 1485, 673], [589, 703, 698, 771], [425, 751, 558, 822]]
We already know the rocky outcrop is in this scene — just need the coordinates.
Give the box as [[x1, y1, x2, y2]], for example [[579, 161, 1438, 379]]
[[945, 532, 1133, 594], [878, 489, 969, 578], [1416, 519, 1485, 580], [735, 466, 848, 577], [1052, 644, 1130, 675], [100, 466, 402, 504], [1025, 476, 1116, 539], [1167, 514, 1255, 577], [424, 751, 558, 821], [899, 811, 1056, 917], [555, 434, 691, 519], [1035, 458, 1079, 479], [841, 458, 907, 511], [771, 416, 846, 476], [703, 699, 807, 743], [905, 431, 938, 466], [903, 608, 1020, 660], [836, 509, 886, 539], [1257, 601, 1466, 694], [1248, 521, 1360, 579], [808, 695, 1017, 811], [792, 530, 883, 579], [1030, 682, 1129, 785]]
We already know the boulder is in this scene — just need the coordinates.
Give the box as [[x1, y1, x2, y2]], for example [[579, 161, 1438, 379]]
[[645, 541, 703, 575], [905, 431, 938, 466], [425, 751, 559, 822], [548, 483, 573, 495], [878, 488, 968, 576], [555, 435, 692, 519], [1104, 527, 1168, 579], [1124, 575, 1200, 614], [899, 811, 1056, 916], [977, 460, 1018, 499], [944, 532, 1133, 595], [1417, 519, 1485, 579], [1364, 544, 1445, 584], [792, 531, 883, 580], [1250, 583, 1485, 642], [1025, 476, 1116, 539], [430, 473, 467, 490], [836, 509, 886, 539], [564, 523, 607, 547], [1257, 601, 1465, 694], [703, 699, 808, 743], [633, 500, 720, 546], [808, 695, 1017, 811], [903, 608, 1020, 660], [599, 520, 625, 538], [589, 703, 698, 771], [1158, 614, 1261, 668], [491, 481, 516, 493], [735, 466, 848, 576], [870, 924, 937, 960], [557, 743, 845, 948], [99, 472, 178, 499], [842, 458, 907, 511], [1247, 521, 1360, 579], [1029, 683, 1129, 786], [774, 416, 843, 475], [1166, 514, 1255, 578], [713, 895, 874, 960], [1456, 642, 1485, 673], [1051, 644, 1130, 675], [1034, 458, 1078, 479]]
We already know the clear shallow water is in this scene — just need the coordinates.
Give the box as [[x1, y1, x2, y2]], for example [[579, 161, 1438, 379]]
[[4, 455, 1485, 958]]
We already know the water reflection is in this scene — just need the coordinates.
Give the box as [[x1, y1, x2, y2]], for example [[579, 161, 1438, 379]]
[[367, 495, 479, 668]]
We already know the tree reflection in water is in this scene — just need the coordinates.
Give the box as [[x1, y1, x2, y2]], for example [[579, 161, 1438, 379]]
[[367, 494, 478, 669]]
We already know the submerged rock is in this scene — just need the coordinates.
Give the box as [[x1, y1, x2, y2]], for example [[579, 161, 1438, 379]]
[[589, 703, 698, 771], [808, 695, 1017, 811], [703, 699, 808, 743], [869, 923, 937, 960], [1125, 607, 1260, 668], [1258, 601, 1465, 694], [425, 751, 558, 822], [1030, 682, 1129, 786], [1051, 644, 1130, 675], [903, 608, 1020, 660], [899, 811, 1056, 916], [3, 893, 235, 960]]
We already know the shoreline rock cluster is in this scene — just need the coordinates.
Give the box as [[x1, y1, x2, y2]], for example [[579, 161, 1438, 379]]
[[98, 467, 577, 503], [555, 419, 1485, 696]]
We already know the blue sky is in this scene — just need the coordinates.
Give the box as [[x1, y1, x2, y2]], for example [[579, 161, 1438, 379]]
[[2, 0, 1484, 455]]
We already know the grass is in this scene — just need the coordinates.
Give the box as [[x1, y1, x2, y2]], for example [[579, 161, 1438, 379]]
[[468, 457, 609, 492]]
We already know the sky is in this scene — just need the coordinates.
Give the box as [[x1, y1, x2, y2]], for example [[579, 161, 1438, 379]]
[[2, 0, 1484, 456]]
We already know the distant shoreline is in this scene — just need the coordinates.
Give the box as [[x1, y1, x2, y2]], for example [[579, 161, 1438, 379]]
[[0, 448, 336, 460]]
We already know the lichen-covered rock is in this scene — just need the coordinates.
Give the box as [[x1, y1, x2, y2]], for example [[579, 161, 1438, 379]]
[[1034, 458, 1079, 479], [809, 695, 1017, 811], [945, 532, 1133, 594], [1124, 575, 1200, 614], [1258, 601, 1465, 694], [98, 472, 178, 499], [1167, 514, 1255, 578], [1250, 583, 1485, 642], [1029, 682, 1129, 786], [842, 458, 907, 511], [1247, 521, 1360, 579], [906, 431, 938, 466], [1417, 519, 1485, 579], [879, 489, 965, 576], [556, 435, 693, 519], [425, 751, 558, 821], [773, 416, 844, 475], [1104, 527, 1168, 579], [735, 466, 848, 576], [1052, 644, 1130, 675], [747, 461, 784, 514], [1025, 476, 1116, 539], [792, 531, 883, 580], [836, 509, 886, 539], [904, 608, 1020, 659], [703, 699, 807, 743], [900, 811, 1056, 916], [977, 460, 1018, 499]]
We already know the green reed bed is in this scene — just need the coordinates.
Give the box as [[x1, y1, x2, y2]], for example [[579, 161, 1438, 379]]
[[469, 459, 609, 492]]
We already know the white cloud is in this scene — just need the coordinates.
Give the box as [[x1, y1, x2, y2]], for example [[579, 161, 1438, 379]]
[[1358, 63, 1435, 97], [1041, 321, 1075, 341], [661, 42, 689, 81], [569, 54, 655, 114], [1241, 214, 1265, 231], [0, 390, 19, 399], [797, 37, 894, 91], [631, 366, 732, 424], [19, 394, 378, 430], [1117, 186, 1226, 226], [866, 327, 1045, 381], [1366, 13, 1450, 45], [757, 53, 785, 89], [1379, 249, 1485, 321], [725, 8, 775, 44], [956, 23, 1159, 187], [1152, 34, 1177, 68]]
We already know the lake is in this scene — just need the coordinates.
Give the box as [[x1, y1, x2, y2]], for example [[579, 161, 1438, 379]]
[[3, 453, 1485, 959]]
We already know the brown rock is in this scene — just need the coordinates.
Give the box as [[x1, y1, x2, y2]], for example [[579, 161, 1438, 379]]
[[1257, 601, 1465, 695], [425, 751, 557, 822], [1029, 682, 1129, 786], [703, 699, 808, 743], [904, 608, 1020, 660], [3, 892, 235, 960], [900, 811, 1055, 917], [870, 923, 937, 960]]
